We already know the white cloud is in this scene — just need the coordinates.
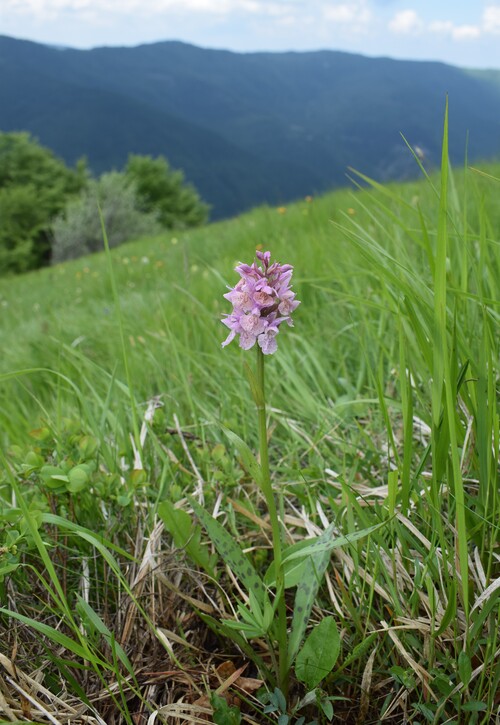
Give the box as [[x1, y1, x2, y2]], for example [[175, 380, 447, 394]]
[[429, 20, 480, 40], [393, 10, 486, 42], [322, 1, 372, 30], [3, 0, 498, 61], [483, 4, 500, 34], [452, 24, 481, 40], [388, 9, 423, 34], [429, 20, 453, 34], [3, 0, 292, 16]]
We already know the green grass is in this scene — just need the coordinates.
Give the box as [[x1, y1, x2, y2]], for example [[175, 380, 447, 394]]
[[0, 148, 499, 724]]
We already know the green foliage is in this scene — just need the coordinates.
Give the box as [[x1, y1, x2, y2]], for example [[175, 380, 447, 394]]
[[125, 154, 209, 229], [0, 132, 86, 273], [157, 499, 216, 574], [0, 146, 499, 723], [295, 617, 340, 689], [189, 496, 274, 638], [211, 694, 242, 725], [51, 172, 161, 263], [0, 184, 47, 274]]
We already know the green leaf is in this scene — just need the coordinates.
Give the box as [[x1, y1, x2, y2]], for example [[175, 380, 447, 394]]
[[40, 514, 133, 560], [24, 451, 44, 469], [223, 591, 273, 637], [196, 611, 271, 677], [320, 696, 334, 721], [295, 616, 340, 689], [79, 435, 99, 457], [158, 499, 215, 575], [68, 465, 89, 493], [40, 465, 69, 488], [0, 562, 20, 578], [211, 693, 241, 725], [283, 520, 387, 563], [461, 701, 487, 712], [287, 524, 337, 665], [75, 595, 134, 676], [273, 688, 287, 714], [189, 497, 269, 611], [336, 632, 378, 674], [458, 651, 472, 688], [265, 557, 308, 589], [0, 607, 105, 665], [221, 427, 263, 488], [390, 665, 415, 688], [434, 578, 456, 636]]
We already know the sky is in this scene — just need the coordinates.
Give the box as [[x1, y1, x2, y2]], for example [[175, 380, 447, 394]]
[[1, 0, 500, 69]]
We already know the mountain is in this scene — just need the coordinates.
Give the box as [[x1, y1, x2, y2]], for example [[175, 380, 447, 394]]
[[1, 34, 500, 218]]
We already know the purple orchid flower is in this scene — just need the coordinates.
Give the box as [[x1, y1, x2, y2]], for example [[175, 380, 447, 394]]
[[222, 250, 300, 354]]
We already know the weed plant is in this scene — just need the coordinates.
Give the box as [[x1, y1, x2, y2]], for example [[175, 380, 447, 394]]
[[0, 116, 499, 724]]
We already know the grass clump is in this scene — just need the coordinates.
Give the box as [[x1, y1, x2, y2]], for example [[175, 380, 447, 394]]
[[0, 120, 499, 724]]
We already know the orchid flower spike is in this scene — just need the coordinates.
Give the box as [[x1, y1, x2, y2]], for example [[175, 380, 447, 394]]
[[222, 250, 300, 354]]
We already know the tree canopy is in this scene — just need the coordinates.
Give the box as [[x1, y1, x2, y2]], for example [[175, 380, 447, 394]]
[[0, 132, 86, 273], [125, 154, 209, 230], [0, 132, 209, 275]]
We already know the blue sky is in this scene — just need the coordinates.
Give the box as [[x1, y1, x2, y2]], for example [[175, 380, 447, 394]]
[[1, 0, 499, 68]]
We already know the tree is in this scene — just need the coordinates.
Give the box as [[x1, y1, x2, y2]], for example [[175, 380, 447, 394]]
[[0, 185, 48, 274], [51, 172, 161, 263], [125, 154, 209, 229], [0, 132, 86, 274]]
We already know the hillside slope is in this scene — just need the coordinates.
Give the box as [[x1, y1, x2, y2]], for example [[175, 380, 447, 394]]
[[1, 35, 500, 217]]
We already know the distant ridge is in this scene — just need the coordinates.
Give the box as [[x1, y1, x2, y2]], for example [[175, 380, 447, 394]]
[[1, 35, 500, 218]]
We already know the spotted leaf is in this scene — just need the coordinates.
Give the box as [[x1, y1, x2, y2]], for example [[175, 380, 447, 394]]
[[190, 497, 269, 611]]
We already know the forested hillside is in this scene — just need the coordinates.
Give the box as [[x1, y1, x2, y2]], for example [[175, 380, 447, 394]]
[[1, 35, 500, 217]]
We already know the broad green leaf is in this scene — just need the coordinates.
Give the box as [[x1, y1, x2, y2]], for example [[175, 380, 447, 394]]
[[0, 562, 20, 578], [40, 465, 69, 488], [68, 465, 89, 493], [40, 465, 66, 480], [24, 451, 44, 469], [287, 523, 336, 666], [461, 702, 488, 712], [79, 435, 99, 457], [320, 696, 334, 721], [189, 497, 268, 610], [295, 616, 340, 689], [221, 427, 263, 488], [264, 557, 308, 589], [273, 688, 287, 714]]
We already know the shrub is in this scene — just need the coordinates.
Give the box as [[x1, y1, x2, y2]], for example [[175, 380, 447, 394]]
[[51, 172, 161, 263], [125, 154, 209, 229]]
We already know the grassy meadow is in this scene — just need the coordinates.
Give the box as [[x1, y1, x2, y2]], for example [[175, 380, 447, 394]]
[[0, 145, 499, 724]]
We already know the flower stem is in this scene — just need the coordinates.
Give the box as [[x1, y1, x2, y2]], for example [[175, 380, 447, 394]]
[[256, 346, 289, 698]]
